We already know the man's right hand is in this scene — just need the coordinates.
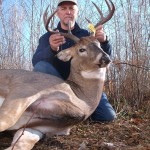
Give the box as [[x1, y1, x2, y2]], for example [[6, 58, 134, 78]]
[[49, 31, 66, 52]]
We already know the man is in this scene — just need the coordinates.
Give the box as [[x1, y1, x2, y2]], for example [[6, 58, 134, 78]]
[[32, 0, 116, 121]]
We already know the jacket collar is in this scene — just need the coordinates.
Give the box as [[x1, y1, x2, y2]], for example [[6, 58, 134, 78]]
[[56, 22, 81, 35]]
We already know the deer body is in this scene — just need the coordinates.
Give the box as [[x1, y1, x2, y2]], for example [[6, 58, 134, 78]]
[[0, 36, 110, 149]]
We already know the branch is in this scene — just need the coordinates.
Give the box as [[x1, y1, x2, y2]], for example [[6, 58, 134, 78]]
[[11, 102, 41, 150], [113, 62, 150, 70]]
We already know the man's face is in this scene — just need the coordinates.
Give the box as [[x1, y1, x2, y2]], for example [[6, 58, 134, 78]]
[[57, 2, 78, 28]]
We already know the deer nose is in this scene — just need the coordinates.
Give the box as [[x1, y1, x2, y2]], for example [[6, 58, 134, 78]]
[[100, 54, 111, 65]]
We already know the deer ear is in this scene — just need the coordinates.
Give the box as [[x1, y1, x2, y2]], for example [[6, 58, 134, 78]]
[[57, 49, 72, 62]]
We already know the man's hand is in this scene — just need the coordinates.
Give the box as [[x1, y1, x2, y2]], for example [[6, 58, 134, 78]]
[[49, 30, 66, 51], [95, 25, 107, 43]]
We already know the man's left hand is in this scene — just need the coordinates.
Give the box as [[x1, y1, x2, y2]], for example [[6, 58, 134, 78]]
[[95, 25, 107, 43]]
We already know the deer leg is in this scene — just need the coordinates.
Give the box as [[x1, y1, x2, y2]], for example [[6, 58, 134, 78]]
[[0, 89, 53, 131], [0, 98, 37, 132], [5, 128, 43, 150], [57, 128, 71, 135]]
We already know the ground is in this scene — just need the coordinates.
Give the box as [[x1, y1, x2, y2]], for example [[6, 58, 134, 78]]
[[0, 111, 149, 150]]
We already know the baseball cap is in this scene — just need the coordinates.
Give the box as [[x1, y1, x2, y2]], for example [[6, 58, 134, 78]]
[[57, 0, 78, 6]]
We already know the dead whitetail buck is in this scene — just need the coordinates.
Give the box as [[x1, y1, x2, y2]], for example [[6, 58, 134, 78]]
[[0, 0, 115, 149]]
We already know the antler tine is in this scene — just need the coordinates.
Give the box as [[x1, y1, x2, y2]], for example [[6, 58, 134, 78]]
[[85, 0, 115, 28], [92, 2, 104, 21], [43, 5, 80, 43], [43, 5, 58, 33], [105, 0, 112, 11], [94, 0, 115, 27], [85, 17, 92, 24]]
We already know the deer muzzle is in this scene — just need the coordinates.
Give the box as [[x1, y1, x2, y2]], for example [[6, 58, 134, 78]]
[[99, 54, 111, 67]]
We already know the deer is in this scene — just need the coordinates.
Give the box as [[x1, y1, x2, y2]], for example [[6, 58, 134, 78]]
[[0, 0, 115, 149]]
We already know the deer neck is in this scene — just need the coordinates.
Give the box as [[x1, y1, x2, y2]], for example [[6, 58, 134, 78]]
[[66, 68, 105, 111]]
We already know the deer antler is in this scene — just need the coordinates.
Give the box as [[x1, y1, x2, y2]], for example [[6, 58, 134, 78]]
[[43, 5, 80, 43], [86, 0, 115, 27]]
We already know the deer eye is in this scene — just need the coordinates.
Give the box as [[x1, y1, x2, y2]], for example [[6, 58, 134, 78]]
[[79, 48, 86, 52]]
